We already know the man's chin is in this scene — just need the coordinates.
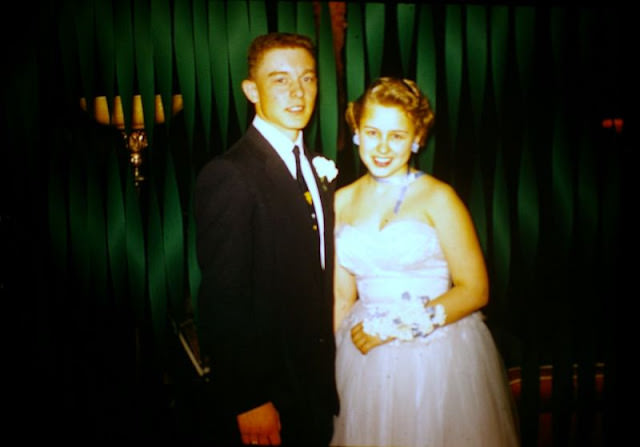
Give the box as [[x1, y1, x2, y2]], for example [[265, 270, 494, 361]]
[[283, 118, 312, 131]]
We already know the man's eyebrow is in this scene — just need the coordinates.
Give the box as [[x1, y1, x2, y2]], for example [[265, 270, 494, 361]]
[[267, 71, 289, 77], [266, 69, 316, 78]]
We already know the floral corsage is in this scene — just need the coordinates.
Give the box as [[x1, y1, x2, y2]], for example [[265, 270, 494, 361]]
[[312, 155, 338, 190], [362, 292, 446, 341]]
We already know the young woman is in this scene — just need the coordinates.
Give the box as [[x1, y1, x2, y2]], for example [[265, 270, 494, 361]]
[[331, 77, 519, 447]]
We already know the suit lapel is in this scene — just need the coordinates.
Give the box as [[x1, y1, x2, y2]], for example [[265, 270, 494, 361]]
[[305, 149, 333, 227], [244, 127, 324, 275], [303, 145, 331, 225], [305, 149, 335, 290], [245, 126, 293, 184]]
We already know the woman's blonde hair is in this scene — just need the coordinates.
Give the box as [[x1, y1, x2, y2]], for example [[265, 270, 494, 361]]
[[345, 77, 435, 146]]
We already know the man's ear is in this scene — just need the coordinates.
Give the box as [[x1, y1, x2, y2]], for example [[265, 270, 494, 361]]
[[242, 79, 258, 104]]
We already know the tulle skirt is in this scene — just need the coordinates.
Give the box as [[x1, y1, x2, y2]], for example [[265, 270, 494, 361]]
[[330, 308, 520, 447]]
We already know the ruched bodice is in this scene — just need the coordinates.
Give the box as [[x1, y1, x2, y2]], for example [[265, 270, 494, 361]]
[[337, 220, 448, 277], [336, 220, 451, 320]]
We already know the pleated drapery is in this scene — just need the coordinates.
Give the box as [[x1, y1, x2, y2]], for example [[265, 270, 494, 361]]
[[4, 2, 624, 444]]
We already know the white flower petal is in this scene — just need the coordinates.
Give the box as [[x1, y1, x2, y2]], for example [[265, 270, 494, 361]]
[[313, 156, 338, 182]]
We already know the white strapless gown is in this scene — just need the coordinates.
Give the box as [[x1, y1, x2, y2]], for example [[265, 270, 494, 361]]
[[331, 221, 520, 447]]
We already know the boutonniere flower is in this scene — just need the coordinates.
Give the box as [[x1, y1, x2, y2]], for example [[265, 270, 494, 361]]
[[312, 156, 338, 189]]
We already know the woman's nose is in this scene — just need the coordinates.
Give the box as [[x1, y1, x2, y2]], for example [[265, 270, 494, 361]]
[[377, 139, 391, 154]]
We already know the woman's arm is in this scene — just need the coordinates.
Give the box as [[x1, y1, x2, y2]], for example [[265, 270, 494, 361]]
[[333, 187, 358, 332], [334, 261, 357, 332], [427, 181, 489, 324]]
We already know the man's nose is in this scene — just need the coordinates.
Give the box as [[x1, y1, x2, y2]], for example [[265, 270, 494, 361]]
[[290, 80, 304, 98]]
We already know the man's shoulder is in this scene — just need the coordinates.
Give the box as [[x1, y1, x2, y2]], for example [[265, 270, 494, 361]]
[[196, 144, 246, 185], [197, 129, 274, 189], [200, 129, 264, 167]]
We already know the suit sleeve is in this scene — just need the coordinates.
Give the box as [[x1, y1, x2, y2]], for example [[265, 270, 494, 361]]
[[194, 158, 272, 415]]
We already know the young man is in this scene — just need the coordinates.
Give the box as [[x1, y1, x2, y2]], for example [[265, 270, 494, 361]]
[[194, 32, 339, 446]]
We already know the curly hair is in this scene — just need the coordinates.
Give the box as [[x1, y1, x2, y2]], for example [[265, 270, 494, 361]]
[[345, 77, 435, 146], [247, 32, 316, 79]]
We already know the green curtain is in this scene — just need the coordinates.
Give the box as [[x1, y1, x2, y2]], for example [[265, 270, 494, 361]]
[[5, 1, 624, 443]]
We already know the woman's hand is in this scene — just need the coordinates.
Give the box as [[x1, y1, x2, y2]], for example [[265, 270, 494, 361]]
[[351, 321, 395, 354]]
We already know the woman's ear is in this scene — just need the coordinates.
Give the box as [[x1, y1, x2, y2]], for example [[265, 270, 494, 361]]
[[411, 137, 421, 153], [242, 79, 258, 104]]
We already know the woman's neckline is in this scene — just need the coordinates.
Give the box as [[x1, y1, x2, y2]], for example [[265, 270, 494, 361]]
[[367, 169, 425, 216], [339, 219, 436, 233], [369, 169, 424, 186]]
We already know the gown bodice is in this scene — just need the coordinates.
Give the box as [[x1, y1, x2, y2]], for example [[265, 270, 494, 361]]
[[336, 220, 451, 309]]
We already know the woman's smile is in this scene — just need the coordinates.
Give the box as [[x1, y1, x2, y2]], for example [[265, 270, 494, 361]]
[[372, 156, 393, 168], [357, 104, 417, 179]]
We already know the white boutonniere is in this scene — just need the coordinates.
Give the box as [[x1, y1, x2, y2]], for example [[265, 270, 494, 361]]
[[312, 156, 338, 189]]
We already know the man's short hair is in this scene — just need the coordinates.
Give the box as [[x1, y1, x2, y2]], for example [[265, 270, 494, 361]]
[[247, 32, 316, 79]]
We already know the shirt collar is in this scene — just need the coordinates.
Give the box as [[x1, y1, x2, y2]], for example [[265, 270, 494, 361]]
[[252, 115, 305, 158]]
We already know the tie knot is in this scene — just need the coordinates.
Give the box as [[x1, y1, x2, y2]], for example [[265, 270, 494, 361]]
[[293, 145, 300, 157]]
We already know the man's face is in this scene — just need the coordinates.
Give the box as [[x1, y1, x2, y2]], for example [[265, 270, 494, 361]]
[[243, 47, 317, 141]]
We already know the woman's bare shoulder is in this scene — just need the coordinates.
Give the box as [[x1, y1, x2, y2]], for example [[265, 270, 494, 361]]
[[335, 178, 362, 207], [415, 173, 457, 201]]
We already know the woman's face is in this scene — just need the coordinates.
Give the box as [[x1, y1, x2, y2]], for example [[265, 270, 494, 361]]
[[356, 103, 418, 180]]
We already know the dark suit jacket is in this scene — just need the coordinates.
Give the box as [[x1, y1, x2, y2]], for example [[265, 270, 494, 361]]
[[194, 125, 339, 444]]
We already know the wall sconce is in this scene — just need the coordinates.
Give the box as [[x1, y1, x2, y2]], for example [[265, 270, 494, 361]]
[[80, 94, 184, 187]]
